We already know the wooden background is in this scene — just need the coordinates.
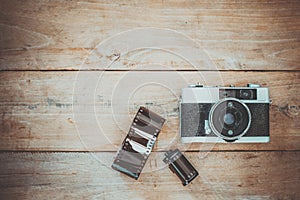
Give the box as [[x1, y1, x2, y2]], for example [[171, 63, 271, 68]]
[[0, 0, 299, 199]]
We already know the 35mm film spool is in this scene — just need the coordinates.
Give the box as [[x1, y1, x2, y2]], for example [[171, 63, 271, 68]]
[[163, 149, 199, 186]]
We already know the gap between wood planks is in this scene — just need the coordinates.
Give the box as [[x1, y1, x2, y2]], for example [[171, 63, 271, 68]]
[[0, 150, 299, 153], [0, 69, 300, 72]]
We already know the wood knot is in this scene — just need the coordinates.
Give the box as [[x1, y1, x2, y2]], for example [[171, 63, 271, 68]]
[[278, 104, 299, 118], [287, 104, 299, 117], [107, 52, 121, 61]]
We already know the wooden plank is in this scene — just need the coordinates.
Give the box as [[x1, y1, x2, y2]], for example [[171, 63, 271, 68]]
[[0, 0, 300, 70], [0, 152, 299, 199], [0, 71, 299, 151]]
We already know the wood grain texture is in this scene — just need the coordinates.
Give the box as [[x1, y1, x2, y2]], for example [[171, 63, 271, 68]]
[[0, 0, 300, 70], [0, 71, 299, 151], [0, 152, 299, 200], [0, 1, 300, 199]]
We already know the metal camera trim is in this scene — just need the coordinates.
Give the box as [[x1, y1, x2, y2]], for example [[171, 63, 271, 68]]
[[208, 98, 252, 141]]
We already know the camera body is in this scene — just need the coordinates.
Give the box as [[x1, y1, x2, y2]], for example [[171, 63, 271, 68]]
[[180, 84, 270, 143]]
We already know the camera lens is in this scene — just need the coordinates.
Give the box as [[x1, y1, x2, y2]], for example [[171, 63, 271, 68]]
[[223, 113, 235, 125], [209, 98, 251, 141]]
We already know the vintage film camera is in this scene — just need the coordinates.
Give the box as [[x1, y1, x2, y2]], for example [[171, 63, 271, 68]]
[[180, 84, 270, 143]]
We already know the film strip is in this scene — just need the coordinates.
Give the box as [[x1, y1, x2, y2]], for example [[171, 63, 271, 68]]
[[112, 107, 166, 180]]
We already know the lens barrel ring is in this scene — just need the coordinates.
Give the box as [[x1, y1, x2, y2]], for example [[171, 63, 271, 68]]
[[209, 98, 252, 141]]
